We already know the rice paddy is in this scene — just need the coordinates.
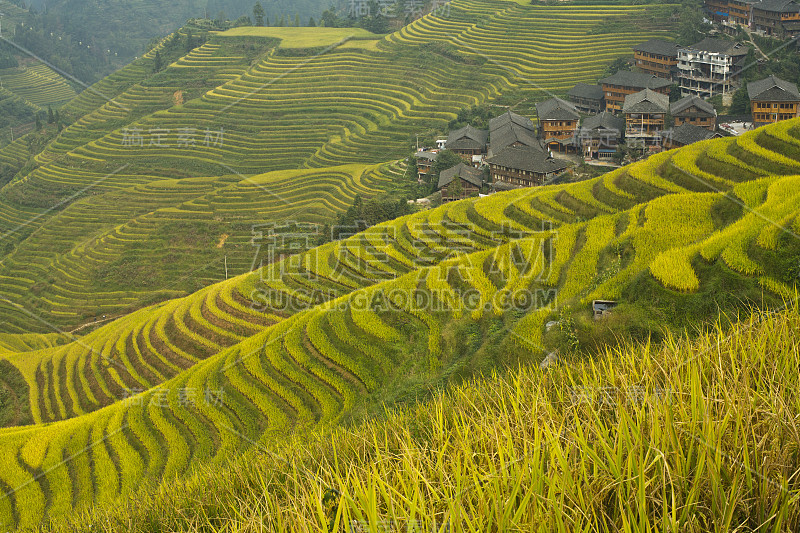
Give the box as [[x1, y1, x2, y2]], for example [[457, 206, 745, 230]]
[[0, 1, 797, 530]]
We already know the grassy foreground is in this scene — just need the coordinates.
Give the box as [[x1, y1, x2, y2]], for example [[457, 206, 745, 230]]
[[45, 302, 800, 532]]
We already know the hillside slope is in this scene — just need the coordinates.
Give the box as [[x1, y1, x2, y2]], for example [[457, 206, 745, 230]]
[[43, 303, 800, 532], [0, 0, 676, 333], [0, 119, 797, 528], [22, 0, 337, 80], [0, 63, 77, 109], [6, 116, 800, 427]]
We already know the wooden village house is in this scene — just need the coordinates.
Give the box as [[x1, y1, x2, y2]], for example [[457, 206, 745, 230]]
[[488, 111, 542, 155], [663, 123, 721, 149], [487, 146, 569, 188], [752, 0, 800, 38], [704, 0, 759, 28], [414, 150, 437, 181], [633, 39, 681, 79], [577, 112, 626, 160], [599, 70, 672, 114], [623, 88, 670, 149], [444, 125, 488, 163], [567, 83, 605, 114], [438, 163, 483, 201], [670, 95, 718, 130], [536, 97, 581, 153], [747, 74, 800, 126]]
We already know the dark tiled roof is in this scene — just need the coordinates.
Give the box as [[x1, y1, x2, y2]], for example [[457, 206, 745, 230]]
[[753, 0, 800, 12], [747, 74, 800, 101], [445, 125, 488, 151], [415, 150, 438, 161], [681, 38, 749, 57], [568, 83, 604, 100], [599, 70, 673, 90], [581, 111, 625, 132], [438, 162, 483, 189], [488, 111, 540, 153], [490, 124, 543, 154], [633, 39, 680, 57], [667, 123, 720, 146], [487, 146, 569, 174], [670, 95, 717, 117], [536, 97, 580, 121], [489, 110, 535, 133], [622, 89, 669, 114]]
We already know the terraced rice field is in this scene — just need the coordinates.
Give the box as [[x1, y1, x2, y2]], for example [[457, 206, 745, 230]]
[[0, 113, 798, 527], [0, 63, 77, 109], [217, 26, 381, 48], [0, 4, 798, 527], [0, 0, 676, 332], [60, 39, 171, 119], [0, 162, 396, 334]]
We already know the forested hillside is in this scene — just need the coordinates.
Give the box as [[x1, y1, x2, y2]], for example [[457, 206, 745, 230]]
[[14, 0, 341, 82]]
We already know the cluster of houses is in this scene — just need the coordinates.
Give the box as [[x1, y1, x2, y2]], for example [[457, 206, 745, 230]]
[[628, 36, 800, 118], [540, 85, 723, 155], [557, 35, 800, 147], [417, 35, 800, 199], [419, 111, 571, 201], [704, 0, 800, 39]]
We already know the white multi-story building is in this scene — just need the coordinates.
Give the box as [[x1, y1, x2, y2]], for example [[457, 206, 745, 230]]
[[676, 38, 749, 98]]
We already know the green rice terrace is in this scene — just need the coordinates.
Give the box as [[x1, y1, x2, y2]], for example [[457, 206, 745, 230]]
[[0, 112, 798, 528], [0, 60, 77, 138], [0, 0, 798, 530], [0, 0, 675, 332], [0, 63, 77, 109]]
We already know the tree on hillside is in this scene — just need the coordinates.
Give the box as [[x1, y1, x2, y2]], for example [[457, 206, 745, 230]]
[[428, 150, 463, 193], [184, 30, 194, 53], [234, 15, 252, 27], [449, 104, 497, 130], [730, 86, 751, 115], [253, 2, 265, 26], [153, 49, 162, 73], [740, 48, 758, 82], [308, 17, 316, 27], [321, 7, 343, 28], [358, 1, 389, 33], [0, 47, 18, 69], [330, 194, 410, 241], [47, 105, 54, 124], [676, 5, 712, 45], [446, 178, 463, 200], [603, 56, 631, 77], [669, 84, 681, 102], [295, 14, 301, 27]]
